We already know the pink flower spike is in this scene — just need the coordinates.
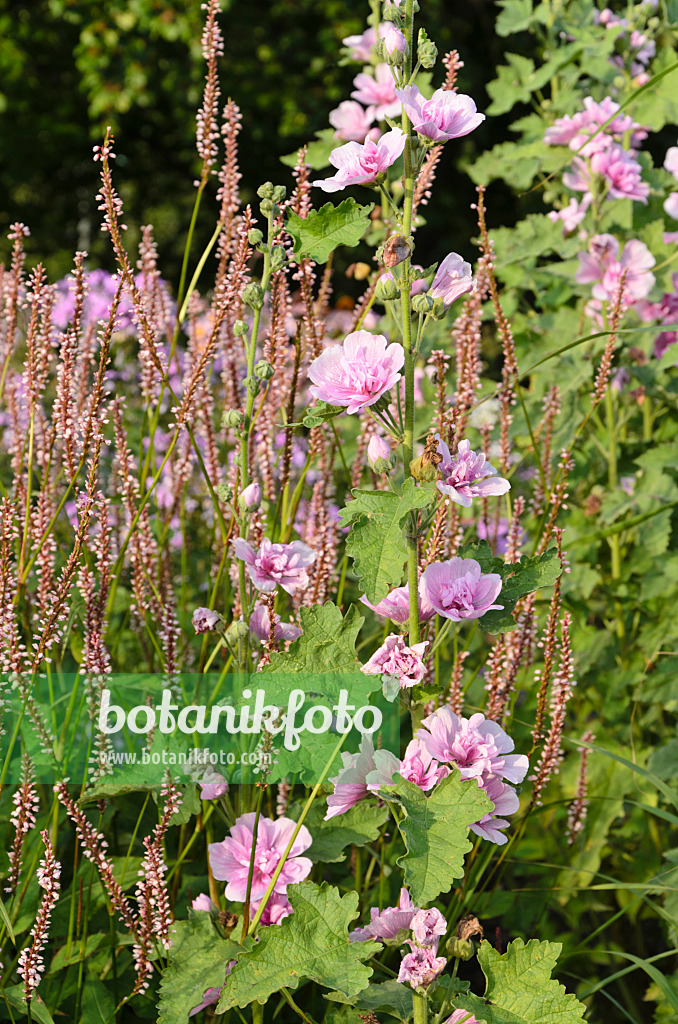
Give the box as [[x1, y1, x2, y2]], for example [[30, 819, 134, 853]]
[[429, 253, 475, 307], [351, 64, 402, 120], [396, 85, 485, 143], [434, 436, 510, 506], [361, 633, 429, 689], [360, 584, 435, 624], [231, 537, 316, 595], [419, 558, 503, 622], [416, 707, 529, 784], [329, 101, 378, 143], [208, 813, 312, 902], [350, 887, 418, 943], [398, 944, 447, 988], [314, 128, 406, 193], [308, 330, 404, 414]]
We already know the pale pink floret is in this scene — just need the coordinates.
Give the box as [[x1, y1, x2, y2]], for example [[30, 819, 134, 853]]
[[396, 85, 485, 142], [664, 146, 678, 179], [547, 195, 591, 234], [208, 813, 312, 902], [343, 26, 377, 63], [191, 893, 216, 913], [416, 707, 529, 784], [411, 907, 447, 947], [352, 64, 402, 120], [199, 770, 229, 800], [665, 193, 678, 220], [398, 738, 448, 792], [469, 774, 520, 846], [250, 603, 302, 644], [576, 234, 655, 304], [329, 100, 378, 143], [360, 583, 435, 624], [314, 128, 406, 193], [361, 633, 429, 689], [308, 330, 404, 414], [232, 537, 316, 595], [349, 887, 418, 943], [325, 735, 378, 819], [429, 253, 475, 307], [419, 558, 503, 622], [434, 435, 510, 507], [398, 944, 447, 987], [446, 1012, 482, 1024]]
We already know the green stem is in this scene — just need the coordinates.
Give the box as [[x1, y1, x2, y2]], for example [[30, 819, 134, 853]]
[[413, 989, 428, 1024], [240, 785, 264, 941]]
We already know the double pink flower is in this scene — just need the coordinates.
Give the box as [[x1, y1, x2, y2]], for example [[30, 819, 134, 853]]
[[314, 128, 406, 193], [420, 557, 503, 622], [308, 329, 404, 414], [232, 537, 316, 595], [208, 812, 313, 903], [396, 85, 485, 143]]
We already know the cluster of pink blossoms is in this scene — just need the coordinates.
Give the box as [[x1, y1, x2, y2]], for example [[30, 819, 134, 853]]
[[545, 97, 650, 228], [325, 709, 528, 846], [576, 233, 655, 308]]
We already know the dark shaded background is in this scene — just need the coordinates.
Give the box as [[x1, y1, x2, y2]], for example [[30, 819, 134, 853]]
[[0, 0, 523, 286]]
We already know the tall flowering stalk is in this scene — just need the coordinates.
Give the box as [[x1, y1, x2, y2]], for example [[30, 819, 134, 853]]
[[17, 830, 61, 1006]]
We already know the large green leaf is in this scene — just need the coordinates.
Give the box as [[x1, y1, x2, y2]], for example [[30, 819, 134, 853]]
[[455, 938, 587, 1024], [327, 980, 415, 1021], [286, 198, 374, 264], [456, 542, 561, 634], [304, 801, 390, 863], [217, 881, 381, 1010], [157, 914, 241, 1024], [339, 481, 437, 603], [382, 771, 492, 904]]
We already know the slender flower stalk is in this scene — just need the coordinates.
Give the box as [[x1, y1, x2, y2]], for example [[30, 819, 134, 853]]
[[17, 830, 61, 1005]]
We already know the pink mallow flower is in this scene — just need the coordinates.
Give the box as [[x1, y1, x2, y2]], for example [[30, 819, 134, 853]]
[[544, 97, 646, 154], [429, 253, 475, 307], [664, 194, 678, 221], [250, 892, 293, 926], [325, 735, 380, 819], [350, 887, 418, 943], [434, 435, 510, 507], [250, 603, 302, 644], [192, 607, 220, 634], [590, 144, 649, 203], [419, 558, 503, 622], [469, 774, 520, 846], [351, 64, 402, 120], [416, 707, 529, 785], [398, 738, 449, 792], [547, 195, 591, 234], [411, 908, 447, 948], [576, 234, 655, 304], [190, 987, 224, 1017], [398, 944, 447, 988], [191, 893, 216, 913], [361, 583, 435, 624], [396, 85, 485, 142], [329, 100, 378, 143], [308, 330, 404, 414], [199, 767, 229, 801], [232, 537, 316, 595], [361, 633, 429, 689], [664, 145, 678, 180], [446, 1012, 482, 1024], [343, 26, 377, 63], [314, 128, 406, 193], [208, 813, 312, 902]]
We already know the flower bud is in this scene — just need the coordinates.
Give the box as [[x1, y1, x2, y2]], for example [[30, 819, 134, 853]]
[[233, 320, 249, 337], [257, 182, 275, 200], [259, 198, 279, 218], [225, 620, 250, 645], [254, 359, 274, 380], [248, 228, 264, 246], [368, 435, 397, 474], [417, 28, 438, 69], [216, 482, 234, 502], [375, 274, 401, 302], [271, 185, 287, 204], [447, 937, 475, 961], [382, 4, 402, 22], [242, 282, 265, 310], [222, 409, 244, 429], [412, 292, 434, 315], [239, 481, 262, 512], [244, 375, 261, 396], [379, 22, 407, 53], [270, 245, 287, 272], [382, 235, 412, 268]]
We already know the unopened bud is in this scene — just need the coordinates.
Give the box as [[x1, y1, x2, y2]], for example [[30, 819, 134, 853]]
[[216, 482, 234, 502], [239, 481, 262, 512], [375, 274, 400, 302], [417, 28, 438, 69], [222, 409, 244, 430], [254, 359, 274, 380], [368, 435, 397, 474], [248, 228, 264, 246], [257, 182, 275, 200], [244, 375, 260, 396], [233, 320, 249, 337], [409, 455, 439, 482], [259, 198, 279, 218], [225, 620, 250, 644], [429, 295, 447, 320], [271, 185, 287, 204], [447, 937, 475, 961], [242, 282, 264, 310], [412, 292, 435, 315], [270, 245, 286, 272]]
